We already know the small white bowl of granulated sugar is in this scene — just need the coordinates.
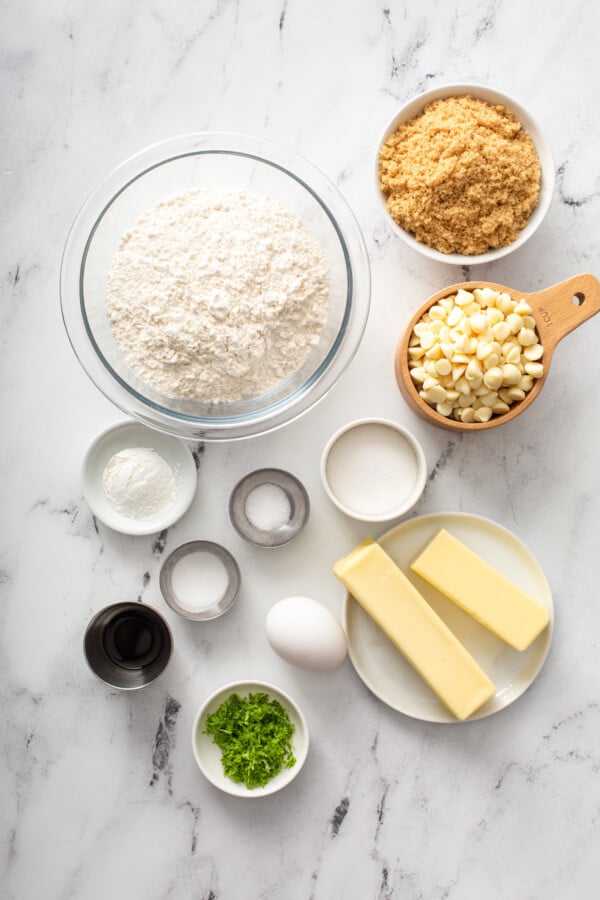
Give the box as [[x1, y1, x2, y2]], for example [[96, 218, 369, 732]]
[[321, 418, 427, 522], [82, 420, 198, 535]]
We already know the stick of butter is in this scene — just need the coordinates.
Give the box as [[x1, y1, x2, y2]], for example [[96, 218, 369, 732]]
[[410, 529, 549, 652], [333, 538, 495, 720]]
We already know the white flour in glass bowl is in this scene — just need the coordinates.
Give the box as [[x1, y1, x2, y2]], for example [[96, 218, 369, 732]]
[[106, 188, 330, 403]]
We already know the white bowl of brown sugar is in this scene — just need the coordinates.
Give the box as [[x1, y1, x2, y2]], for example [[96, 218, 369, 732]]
[[376, 84, 555, 265]]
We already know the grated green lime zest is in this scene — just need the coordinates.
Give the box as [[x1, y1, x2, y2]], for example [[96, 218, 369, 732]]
[[203, 692, 296, 789]]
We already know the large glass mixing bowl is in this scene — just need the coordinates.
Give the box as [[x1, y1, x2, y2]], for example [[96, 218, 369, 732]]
[[61, 134, 371, 440]]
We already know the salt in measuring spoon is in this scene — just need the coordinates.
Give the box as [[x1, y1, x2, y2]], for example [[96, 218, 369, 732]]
[[229, 468, 310, 548]]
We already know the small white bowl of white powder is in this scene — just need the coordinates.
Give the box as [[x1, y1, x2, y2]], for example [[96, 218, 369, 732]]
[[82, 420, 197, 535]]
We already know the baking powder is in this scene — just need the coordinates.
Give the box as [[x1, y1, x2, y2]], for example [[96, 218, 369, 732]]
[[106, 188, 330, 403], [102, 447, 177, 519]]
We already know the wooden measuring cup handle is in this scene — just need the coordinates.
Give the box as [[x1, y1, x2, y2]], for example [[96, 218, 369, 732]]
[[527, 274, 600, 354]]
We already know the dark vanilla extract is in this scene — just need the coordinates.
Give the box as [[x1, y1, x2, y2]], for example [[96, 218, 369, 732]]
[[102, 609, 164, 670]]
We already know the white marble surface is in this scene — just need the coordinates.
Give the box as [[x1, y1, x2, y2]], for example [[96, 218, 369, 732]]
[[3, 1, 600, 898]]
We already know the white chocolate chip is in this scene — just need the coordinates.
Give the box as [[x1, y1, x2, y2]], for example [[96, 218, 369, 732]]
[[483, 367, 503, 390], [435, 358, 452, 376], [519, 374, 534, 391], [502, 364, 522, 385], [420, 331, 436, 350], [483, 353, 500, 370], [524, 343, 544, 361], [465, 359, 483, 382], [486, 308, 504, 326], [469, 313, 488, 333], [476, 342, 494, 361], [504, 344, 522, 366], [455, 289, 474, 306], [524, 361, 544, 378], [506, 313, 522, 334], [447, 306, 464, 327], [514, 299, 533, 315], [455, 376, 472, 396], [492, 321, 511, 342], [517, 327, 538, 347], [427, 385, 448, 404], [473, 406, 493, 423], [479, 391, 499, 407], [429, 305, 446, 320]]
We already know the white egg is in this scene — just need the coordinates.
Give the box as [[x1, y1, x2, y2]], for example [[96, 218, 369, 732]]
[[265, 596, 347, 671]]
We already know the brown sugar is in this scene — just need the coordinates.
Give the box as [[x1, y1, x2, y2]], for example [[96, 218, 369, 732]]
[[378, 95, 542, 256]]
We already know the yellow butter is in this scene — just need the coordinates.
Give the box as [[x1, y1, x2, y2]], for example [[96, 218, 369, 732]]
[[410, 529, 549, 652], [334, 539, 495, 720]]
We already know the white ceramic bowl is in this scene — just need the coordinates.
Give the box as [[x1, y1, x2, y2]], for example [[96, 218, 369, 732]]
[[321, 417, 427, 522], [375, 83, 555, 265], [82, 420, 197, 535], [192, 680, 309, 797]]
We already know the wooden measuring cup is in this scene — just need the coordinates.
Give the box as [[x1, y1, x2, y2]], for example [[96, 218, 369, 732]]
[[395, 274, 600, 431]]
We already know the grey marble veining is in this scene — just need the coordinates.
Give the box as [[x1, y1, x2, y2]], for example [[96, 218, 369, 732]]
[[2, 1, 600, 898]]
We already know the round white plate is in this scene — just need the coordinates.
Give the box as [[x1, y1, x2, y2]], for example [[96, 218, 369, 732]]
[[192, 680, 309, 797], [82, 420, 197, 535], [343, 512, 553, 723]]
